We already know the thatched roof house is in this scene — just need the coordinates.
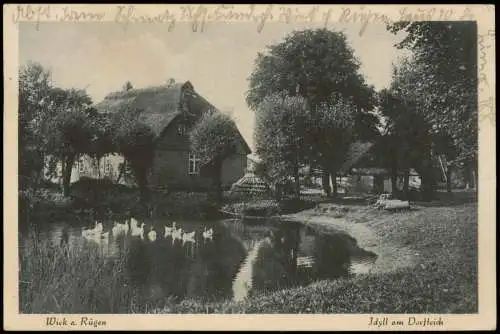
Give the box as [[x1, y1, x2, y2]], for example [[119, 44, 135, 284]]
[[94, 81, 250, 149], [88, 80, 251, 191]]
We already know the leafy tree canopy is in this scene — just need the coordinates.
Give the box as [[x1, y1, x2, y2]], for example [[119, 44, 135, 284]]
[[246, 29, 376, 112], [387, 21, 477, 163]]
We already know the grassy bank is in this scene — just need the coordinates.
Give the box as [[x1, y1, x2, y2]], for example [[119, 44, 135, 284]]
[[19, 231, 184, 314]]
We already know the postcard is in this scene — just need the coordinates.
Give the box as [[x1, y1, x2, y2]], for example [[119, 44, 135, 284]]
[[3, 4, 496, 331]]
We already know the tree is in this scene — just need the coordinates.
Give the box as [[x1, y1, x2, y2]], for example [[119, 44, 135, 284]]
[[387, 21, 478, 189], [111, 107, 155, 203], [246, 29, 377, 195], [311, 94, 358, 197], [378, 87, 433, 199], [190, 112, 240, 205], [19, 62, 97, 196], [254, 94, 309, 199], [18, 62, 53, 188], [246, 29, 373, 111], [40, 88, 95, 196]]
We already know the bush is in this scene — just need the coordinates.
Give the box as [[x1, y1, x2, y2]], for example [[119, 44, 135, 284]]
[[70, 177, 138, 215]]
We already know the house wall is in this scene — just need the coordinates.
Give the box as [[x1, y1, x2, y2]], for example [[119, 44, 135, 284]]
[[221, 153, 247, 188], [43, 157, 80, 185], [43, 154, 130, 186], [149, 149, 212, 191], [77, 154, 126, 183], [149, 117, 248, 191], [150, 149, 247, 191]]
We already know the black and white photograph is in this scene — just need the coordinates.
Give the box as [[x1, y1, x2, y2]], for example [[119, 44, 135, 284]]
[[4, 4, 495, 331]]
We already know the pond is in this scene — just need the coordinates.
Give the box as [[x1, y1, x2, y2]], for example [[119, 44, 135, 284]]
[[19, 217, 378, 309]]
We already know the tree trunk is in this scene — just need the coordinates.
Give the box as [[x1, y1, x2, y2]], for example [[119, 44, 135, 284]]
[[116, 165, 123, 184], [421, 175, 432, 201], [275, 183, 283, 201], [293, 164, 300, 199], [130, 161, 150, 204], [421, 163, 436, 202], [446, 165, 453, 193], [403, 170, 410, 200], [97, 157, 101, 178], [330, 168, 338, 197], [390, 168, 398, 197], [463, 163, 471, 189], [321, 169, 331, 196], [213, 159, 223, 206], [62, 153, 75, 197]]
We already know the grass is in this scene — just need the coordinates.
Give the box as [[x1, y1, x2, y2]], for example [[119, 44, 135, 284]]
[[19, 190, 478, 314], [18, 231, 180, 314]]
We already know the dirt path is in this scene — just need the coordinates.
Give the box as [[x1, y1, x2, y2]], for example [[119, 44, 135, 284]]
[[282, 204, 417, 274]]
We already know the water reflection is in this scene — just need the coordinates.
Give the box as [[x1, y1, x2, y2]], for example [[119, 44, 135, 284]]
[[19, 217, 377, 304]]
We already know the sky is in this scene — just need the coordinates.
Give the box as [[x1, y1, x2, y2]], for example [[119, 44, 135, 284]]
[[19, 21, 409, 150]]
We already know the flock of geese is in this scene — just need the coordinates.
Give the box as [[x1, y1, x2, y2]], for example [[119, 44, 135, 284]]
[[81, 218, 214, 245]]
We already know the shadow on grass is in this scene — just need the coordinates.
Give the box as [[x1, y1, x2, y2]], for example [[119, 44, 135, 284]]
[[301, 190, 477, 209], [412, 190, 477, 207]]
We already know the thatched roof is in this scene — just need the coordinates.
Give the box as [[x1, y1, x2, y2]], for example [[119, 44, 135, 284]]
[[94, 83, 186, 138], [338, 141, 374, 175], [94, 81, 251, 154], [93, 81, 223, 139]]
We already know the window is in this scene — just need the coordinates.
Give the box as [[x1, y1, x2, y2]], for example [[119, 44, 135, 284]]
[[78, 157, 85, 173], [178, 123, 187, 136], [105, 161, 112, 175], [188, 152, 201, 175]]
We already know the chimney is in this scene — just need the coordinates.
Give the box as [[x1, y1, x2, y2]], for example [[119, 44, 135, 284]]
[[166, 78, 176, 88], [123, 81, 133, 91]]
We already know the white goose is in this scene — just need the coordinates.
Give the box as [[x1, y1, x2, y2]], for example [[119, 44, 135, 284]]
[[130, 217, 138, 229], [147, 226, 157, 242], [112, 222, 122, 237], [202, 227, 214, 240], [131, 221, 145, 238], [171, 226, 183, 243], [164, 222, 176, 239], [82, 227, 93, 239], [182, 231, 196, 244], [82, 221, 103, 239], [139, 223, 145, 240], [122, 221, 129, 235], [95, 221, 104, 234]]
